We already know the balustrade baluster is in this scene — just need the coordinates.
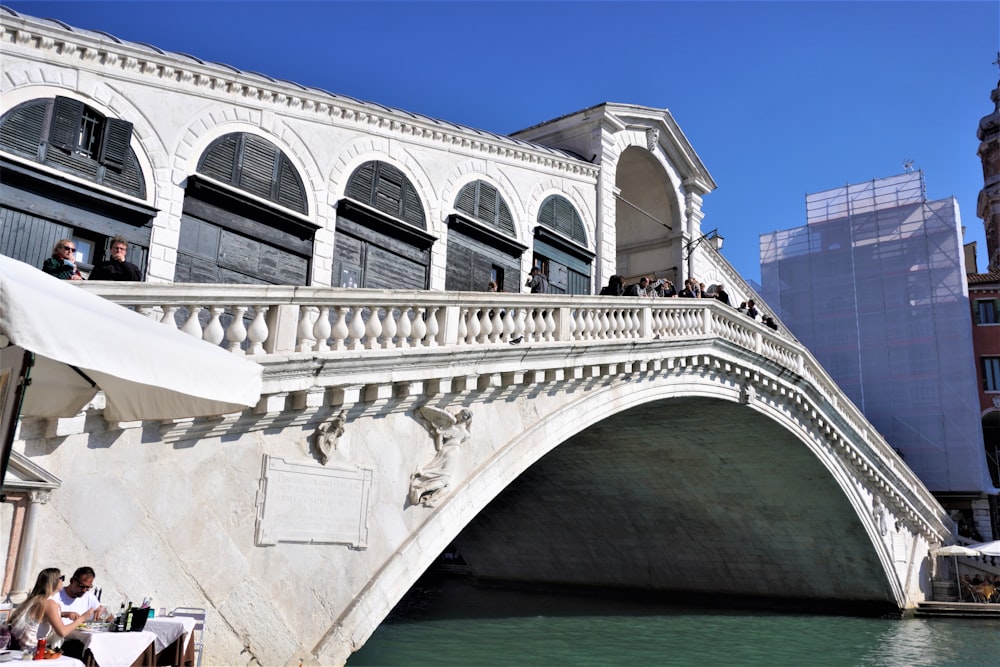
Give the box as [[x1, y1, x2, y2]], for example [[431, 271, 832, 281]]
[[502, 307, 516, 342], [490, 308, 504, 343], [457, 308, 468, 345], [381, 307, 397, 349], [598, 309, 610, 339], [365, 306, 383, 350], [226, 305, 248, 354], [314, 306, 332, 352], [181, 305, 203, 338], [204, 307, 225, 345], [349, 307, 366, 351], [412, 308, 427, 346], [331, 307, 349, 351], [466, 308, 481, 344], [523, 308, 536, 342], [137, 306, 157, 320], [247, 306, 269, 356], [544, 309, 556, 341], [160, 305, 179, 328], [478, 308, 492, 344], [613, 309, 626, 339], [397, 307, 412, 349], [572, 309, 585, 340], [297, 306, 318, 352], [584, 309, 596, 340], [533, 309, 546, 342], [425, 307, 440, 346]]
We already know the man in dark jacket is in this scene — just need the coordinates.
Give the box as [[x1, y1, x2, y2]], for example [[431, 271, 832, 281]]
[[89, 236, 141, 281], [525, 267, 548, 294]]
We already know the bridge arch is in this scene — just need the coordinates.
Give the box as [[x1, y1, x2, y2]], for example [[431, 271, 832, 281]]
[[319, 346, 929, 662]]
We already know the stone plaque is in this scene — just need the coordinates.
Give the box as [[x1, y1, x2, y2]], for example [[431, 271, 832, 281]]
[[255, 455, 372, 548]]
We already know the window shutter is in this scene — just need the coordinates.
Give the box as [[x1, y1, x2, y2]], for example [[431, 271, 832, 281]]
[[198, 134, 239, 183], [98, 118, 133, 171], [374, 162, 404, 218], [238, 135, 278, 201], [401, 185, 425, 228], [0, 100, 48, 158], [538, 195, 586, 245], [456, 183, 477, 217], [498, 200, 514, 236], [277, 155, 307, 214], [478, 182, 497, 225], [49, 96, 84, 151], [346, 161, 376, 203]]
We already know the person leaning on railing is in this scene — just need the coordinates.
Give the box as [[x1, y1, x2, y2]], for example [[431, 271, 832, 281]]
[[41, 239, 83, 281]]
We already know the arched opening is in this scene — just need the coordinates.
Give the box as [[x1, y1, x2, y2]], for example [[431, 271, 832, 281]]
[[531, 195, 592, 295], [335, 160, 434, 289], [614, 146, 678, 282], [179, 132, 313, 284], [446, 180, 525, 293], [0, 97, 152, 276]]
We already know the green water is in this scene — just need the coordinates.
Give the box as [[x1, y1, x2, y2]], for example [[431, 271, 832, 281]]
[[348, 579, 1000, 667]]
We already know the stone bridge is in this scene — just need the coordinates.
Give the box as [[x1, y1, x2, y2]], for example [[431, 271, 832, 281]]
[[10, 285, 952, 666]]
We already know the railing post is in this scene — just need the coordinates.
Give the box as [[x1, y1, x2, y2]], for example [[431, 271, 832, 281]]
[[702, 306, 712, 336], [265, 304, 299, 354], [439, 305, 461, 346], [639, 306, 653, 339], [553, 307, 572, 342]]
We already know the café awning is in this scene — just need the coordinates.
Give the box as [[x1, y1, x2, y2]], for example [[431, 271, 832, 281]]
[[0, 254, 263, 422]]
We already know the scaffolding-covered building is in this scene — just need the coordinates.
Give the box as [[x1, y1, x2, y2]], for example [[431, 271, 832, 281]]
[[760, 172, 996, 515]]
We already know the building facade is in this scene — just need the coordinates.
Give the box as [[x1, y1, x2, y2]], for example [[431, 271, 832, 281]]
[[0, 8, 742, 303], [760, 171, 996, 538]]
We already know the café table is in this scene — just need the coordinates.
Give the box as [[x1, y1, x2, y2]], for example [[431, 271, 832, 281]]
[[66, 628, 156, 667], [142, 618, 196, 667], [46, 656, 86, 667]]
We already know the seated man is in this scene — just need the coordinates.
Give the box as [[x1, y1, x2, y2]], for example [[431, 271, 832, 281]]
[[55, 567, 102, 621], [623, 276, 649, 297]]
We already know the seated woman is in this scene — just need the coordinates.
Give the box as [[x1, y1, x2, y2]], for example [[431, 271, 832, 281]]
[[8, 568, 93, 652]]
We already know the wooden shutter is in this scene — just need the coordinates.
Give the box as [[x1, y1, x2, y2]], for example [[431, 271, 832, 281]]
[[98, 118, 133, 171], [346, 162, 376, 202], [0, 100, 48, 159], [238, 135, 278, 201], [277, 154, 306, 213], [49, 96, 84, 152], [199, 134, 239, 182], [456, 182, 477, 217], [539, 195, 586, 245]]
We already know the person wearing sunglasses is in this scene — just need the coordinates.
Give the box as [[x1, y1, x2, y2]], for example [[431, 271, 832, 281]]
[[40, 239, 84, 281], [54, 566, 104, 622]]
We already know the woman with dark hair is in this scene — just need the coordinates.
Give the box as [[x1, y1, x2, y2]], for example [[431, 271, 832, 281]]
[[8, 568, 93, 652]]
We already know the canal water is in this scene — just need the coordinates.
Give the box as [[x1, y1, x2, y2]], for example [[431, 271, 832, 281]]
[[348, 576, 1000, 666]]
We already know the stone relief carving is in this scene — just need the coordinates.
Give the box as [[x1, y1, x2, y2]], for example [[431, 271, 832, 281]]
[[312, 409, 346, 465], [409, 405, 473, 507], [872, 495, 888, 536], [646, 127, 659, 151], [740, 383, 756, 405]]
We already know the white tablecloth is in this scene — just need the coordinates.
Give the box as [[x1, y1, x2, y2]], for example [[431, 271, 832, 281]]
[[141, 617, 196, 654], [67, 630, 155, 667], [48, 657, 86, 667]]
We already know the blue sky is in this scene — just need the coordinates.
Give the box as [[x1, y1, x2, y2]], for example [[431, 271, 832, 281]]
[[5, 1, 998, 281]]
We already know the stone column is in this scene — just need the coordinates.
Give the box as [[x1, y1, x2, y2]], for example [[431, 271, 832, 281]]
[[12, 490, 50, 595]]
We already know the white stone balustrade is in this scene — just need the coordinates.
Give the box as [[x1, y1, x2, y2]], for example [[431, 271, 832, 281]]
[[81, 283, 884, 448]]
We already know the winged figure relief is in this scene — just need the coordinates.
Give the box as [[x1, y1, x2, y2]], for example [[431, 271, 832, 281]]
[[409, 405, 473, 507]]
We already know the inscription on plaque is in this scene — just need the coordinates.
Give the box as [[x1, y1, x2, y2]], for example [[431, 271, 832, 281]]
[[255, 455, 372, 548]]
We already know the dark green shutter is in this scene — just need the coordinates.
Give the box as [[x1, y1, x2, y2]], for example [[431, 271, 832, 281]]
[[0, 100, 48, 159], [539, 195, 586, 245], [98, 118, 133, 171], [238, 135, 278, 201], [49, 96, 84, 151]]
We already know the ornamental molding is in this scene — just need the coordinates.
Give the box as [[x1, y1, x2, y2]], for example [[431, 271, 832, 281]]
[[1, 19, 599, 179]]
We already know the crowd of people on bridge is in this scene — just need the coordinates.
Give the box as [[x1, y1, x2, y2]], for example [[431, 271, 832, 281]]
[[597, 274, 780, 331]]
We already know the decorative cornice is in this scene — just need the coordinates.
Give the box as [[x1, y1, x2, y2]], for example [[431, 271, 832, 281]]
[[1, 16, 599, 179]]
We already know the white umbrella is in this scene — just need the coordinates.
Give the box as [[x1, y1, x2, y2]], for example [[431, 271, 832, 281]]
[[966, 540, 1000, 557], [0, 254, 262, 422], [931, 545, 982, 599]]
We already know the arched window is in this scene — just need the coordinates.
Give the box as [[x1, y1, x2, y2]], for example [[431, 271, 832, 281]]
[[177, 133, 313, 285], [533, 195, 593, 295], [455, 180, 515, 236], [538, 195, 587, 245], [0, 97, 144, 198], [0, 97, 152, 274], [335, 160, 433, 289], [197, 133, 307, 214], [446, 180, 525, 292]]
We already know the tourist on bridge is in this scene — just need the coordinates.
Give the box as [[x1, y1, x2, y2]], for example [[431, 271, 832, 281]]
[[525, 267, 548, 293], [715, 284, 730, 305], [623, 276, 649, 297], [599, 275, 624, 296], [89, 236, 141, 281], [41, 239, 83, 281]]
